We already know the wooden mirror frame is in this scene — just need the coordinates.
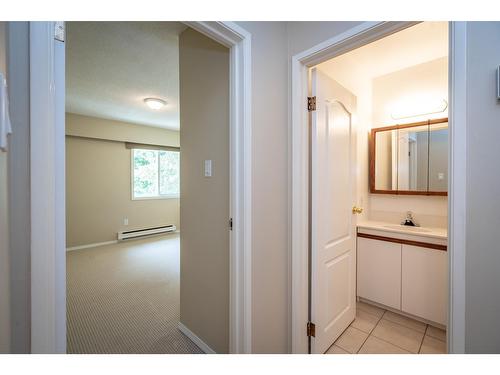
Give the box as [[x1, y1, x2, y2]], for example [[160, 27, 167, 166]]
[[369, 117, 448, 196]]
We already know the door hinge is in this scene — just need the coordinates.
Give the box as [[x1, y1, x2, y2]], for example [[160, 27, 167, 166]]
[[229, 218, 233, 231], [307, 321, 316, 337], [54, 21, 65, 42], [307, 96, 316, 112]]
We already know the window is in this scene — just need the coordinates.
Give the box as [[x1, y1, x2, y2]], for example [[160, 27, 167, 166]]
[[132, 149, 180, 199]]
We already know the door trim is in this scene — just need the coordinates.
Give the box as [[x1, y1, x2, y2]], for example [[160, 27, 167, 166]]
[[290, 21, 466, 353], [29, 21, 253, 354]]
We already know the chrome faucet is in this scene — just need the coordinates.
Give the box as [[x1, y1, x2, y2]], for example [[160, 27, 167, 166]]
[[401, 211, 419, 227]]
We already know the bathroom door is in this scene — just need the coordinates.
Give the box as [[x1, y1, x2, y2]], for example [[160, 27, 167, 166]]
[[310, 68, 357, 354]]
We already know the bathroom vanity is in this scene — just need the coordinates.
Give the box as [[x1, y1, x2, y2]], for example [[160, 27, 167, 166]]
[[356, 221, 448, 326]]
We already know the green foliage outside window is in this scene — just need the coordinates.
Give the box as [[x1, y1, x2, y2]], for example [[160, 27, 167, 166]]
[[133, 149, 179, 198]]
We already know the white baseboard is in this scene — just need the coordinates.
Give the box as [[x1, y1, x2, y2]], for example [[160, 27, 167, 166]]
[[66, 240, 118, 252], [178, 322, 216, 354]]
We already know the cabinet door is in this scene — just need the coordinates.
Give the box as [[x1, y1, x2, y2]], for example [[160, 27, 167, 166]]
[[401, 244, 447, 325], [357, 237, 401, 310]]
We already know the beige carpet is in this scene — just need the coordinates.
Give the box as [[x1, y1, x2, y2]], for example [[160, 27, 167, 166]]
[[66, 233, 203, 354]]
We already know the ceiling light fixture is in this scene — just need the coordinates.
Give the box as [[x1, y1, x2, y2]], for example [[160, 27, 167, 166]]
[[144, 98, 167, 110]]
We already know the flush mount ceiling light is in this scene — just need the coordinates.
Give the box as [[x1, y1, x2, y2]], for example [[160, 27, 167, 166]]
[[144, 98, 167, 110]]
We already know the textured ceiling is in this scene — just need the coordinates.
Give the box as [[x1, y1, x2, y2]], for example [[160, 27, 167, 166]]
[[66, 22, 187, 130], [318, 22, 448, 93]]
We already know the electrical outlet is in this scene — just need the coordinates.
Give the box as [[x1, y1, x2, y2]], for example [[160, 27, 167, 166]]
[[124, 218, 129, 226]]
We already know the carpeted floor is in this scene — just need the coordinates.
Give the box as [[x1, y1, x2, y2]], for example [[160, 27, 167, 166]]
[[66, 233, 203, 354]]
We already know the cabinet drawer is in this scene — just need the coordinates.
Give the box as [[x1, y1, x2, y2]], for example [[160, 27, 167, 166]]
[[357, 237, 401, 310]]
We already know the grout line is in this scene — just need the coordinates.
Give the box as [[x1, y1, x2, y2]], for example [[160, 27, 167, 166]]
[[379, 313, 427, 335], [367, 334, 413, 354], [342, 325, 367, 353], [417, 325, 429, 354], [370, 319, 425, 354], [356, 309, 385, 353]]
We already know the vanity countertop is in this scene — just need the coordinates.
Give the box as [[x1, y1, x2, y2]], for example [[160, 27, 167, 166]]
[[357, 220, 448, 241]]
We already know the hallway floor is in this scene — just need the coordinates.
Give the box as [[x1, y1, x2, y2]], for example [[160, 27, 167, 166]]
[[66, 233, 202, 354], [326, 301, 447, 354]]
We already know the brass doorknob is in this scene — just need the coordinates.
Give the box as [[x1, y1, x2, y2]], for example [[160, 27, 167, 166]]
[[352, 206, 363, 214]]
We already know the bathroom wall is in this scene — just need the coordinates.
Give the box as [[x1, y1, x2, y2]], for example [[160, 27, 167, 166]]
[[369, 57, 449, 228]]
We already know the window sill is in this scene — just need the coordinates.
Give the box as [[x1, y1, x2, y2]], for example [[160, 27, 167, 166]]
[[132, 195, 180, 201]]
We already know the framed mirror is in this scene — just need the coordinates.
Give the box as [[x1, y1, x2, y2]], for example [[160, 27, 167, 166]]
[[369, 118, 448, 196]]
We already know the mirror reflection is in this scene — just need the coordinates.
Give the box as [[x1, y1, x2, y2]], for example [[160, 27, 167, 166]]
[[371, 119, 448, 195]]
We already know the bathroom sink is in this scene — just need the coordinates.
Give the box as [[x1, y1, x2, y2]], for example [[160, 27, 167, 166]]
[[382, 225, 432, 233]]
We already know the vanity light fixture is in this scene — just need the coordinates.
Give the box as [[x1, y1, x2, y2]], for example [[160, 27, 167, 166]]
[[144, 97, 167, 110], [391, 98, 448, 120]]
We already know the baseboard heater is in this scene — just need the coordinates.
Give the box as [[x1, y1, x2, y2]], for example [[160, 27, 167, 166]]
[[117, 224, 177, 241]]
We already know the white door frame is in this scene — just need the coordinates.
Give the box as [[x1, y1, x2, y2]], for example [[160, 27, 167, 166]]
[[290, 21, 466, 354], [29, 21, 252, 354]]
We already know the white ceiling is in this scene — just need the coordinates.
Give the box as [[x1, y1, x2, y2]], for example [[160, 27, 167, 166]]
[[66, 22, 187, 130], [317, 22, 448, 93]]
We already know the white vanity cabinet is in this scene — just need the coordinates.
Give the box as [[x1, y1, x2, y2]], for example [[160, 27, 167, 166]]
[[356, 224, 448, 326], [401, 244, 448, 325], [357, 237, 401, 310]]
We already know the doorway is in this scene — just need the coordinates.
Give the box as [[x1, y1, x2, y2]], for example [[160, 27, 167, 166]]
[[64, 22, 230, 354], [28, 21, 252, 354], [291, 21, 463, 354]]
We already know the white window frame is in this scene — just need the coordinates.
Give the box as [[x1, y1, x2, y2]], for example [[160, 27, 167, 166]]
[[130, 148, 180, 200]]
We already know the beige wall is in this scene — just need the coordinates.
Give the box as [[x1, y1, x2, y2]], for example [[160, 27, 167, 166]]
[[0, 21, 11, 353], [66, 112, 180, 147], [66, 114, 180, 247], [179, 28, 230, 353]]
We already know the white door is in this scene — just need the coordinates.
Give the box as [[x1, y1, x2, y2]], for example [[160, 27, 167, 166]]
[[310, 68, 358, 354]]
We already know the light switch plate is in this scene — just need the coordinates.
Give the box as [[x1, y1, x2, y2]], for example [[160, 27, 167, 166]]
[[204, 160, 212, 177]]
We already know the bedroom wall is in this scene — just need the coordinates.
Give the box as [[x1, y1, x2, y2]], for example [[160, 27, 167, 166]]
[[179, 28, 230, 353], [65, 113, 180, 248]]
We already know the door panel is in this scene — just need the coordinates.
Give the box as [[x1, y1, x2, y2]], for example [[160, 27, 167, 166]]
[[310, 68, 357, 354]]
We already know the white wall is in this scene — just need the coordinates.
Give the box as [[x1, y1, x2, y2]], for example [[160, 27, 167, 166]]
[[236, 21, 289, 353], [316, 23, 449, 227], [232, 20, 367, 354], [0, 21, 11, 354], [370, 58, 449, 228], [6, 21, 30, 354], [464, 22, 500, 353]]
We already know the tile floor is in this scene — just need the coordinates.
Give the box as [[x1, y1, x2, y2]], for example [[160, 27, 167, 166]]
[[326, 301, 447, 354]]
